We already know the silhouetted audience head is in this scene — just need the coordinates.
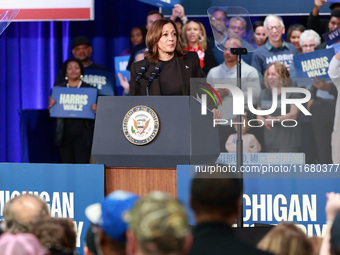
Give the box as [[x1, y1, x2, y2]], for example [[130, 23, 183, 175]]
[[190, 172, 242, 223], [32, 218, 76, 255], [126, 191, 190, 255], [331, 211, 340, 255], [0, 232, 47, 255], [257, 223, 313, 255], [3, 194, 50, 234], [85, 190, 139, 255], [330, 3, 340, 11], [309, 236, 323, 255], [84, 224, 98, 255]]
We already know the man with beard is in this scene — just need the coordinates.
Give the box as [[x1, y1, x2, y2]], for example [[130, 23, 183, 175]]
[[54, 36, 108, 86]]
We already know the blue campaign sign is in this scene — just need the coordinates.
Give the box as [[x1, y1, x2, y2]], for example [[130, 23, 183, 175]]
[[177, 163, 340, 236], [83, 69, 115, 96], [50, 87, 98, 119], [323, 27, 340, 46], [0, 163, 104, 255], [293, 48, 335, 87], [137, 0, 180, 9], [114, 55, 130, 96]]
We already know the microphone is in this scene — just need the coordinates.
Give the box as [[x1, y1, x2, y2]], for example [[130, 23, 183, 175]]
[[148, 62, 164, 85], [135, 61, 149, 83]]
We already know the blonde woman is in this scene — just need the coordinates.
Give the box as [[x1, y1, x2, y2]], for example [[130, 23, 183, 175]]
[[182, 20, 217, 74], [258, 223, 313, 255]]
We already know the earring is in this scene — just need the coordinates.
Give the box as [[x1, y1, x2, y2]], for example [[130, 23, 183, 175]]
[[198, 35, 204, 42], [80, 75, 83, 80], [65, 76, 68, 80]]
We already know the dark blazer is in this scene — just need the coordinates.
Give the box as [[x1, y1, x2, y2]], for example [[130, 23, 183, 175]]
[[188, 222, 273, 255], [203, 47, 218, 75], [315, 42, 327, 50], [129, 51, 206, 96]]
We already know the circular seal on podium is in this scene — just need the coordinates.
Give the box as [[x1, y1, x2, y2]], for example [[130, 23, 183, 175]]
[[122, 105, 159, 145]]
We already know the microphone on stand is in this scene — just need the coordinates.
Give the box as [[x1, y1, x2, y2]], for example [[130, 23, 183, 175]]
[[146, 62, 164, 96], [135, 61, 150, 83]]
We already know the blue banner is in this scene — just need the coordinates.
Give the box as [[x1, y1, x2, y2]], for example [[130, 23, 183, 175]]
[[177, 163, 340, 236], [114, 55, 130, 96], [323, 27, 340, 46], [50, 87, 98, 119], [0, 163, 104, 255], [137, 0, 180, 9], [83, 69, 115, 96]]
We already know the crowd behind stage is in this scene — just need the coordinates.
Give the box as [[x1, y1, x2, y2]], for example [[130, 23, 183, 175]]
[[1, 174, 340, 255], [48, 0, 340, 165]]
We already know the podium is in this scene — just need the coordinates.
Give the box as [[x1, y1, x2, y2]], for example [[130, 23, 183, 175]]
[[92, 96, 220, 196]]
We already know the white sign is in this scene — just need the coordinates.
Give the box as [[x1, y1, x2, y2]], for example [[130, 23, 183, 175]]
[[0, 0, 94, 21]]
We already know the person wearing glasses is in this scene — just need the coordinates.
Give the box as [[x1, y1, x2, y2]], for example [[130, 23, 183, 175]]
[[251, 15, 299, 79]]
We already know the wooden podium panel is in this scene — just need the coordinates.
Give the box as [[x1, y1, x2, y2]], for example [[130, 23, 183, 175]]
[[105, 167, 177, 197]]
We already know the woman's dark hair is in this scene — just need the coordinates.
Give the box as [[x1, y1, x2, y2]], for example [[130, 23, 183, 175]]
[[286, 24, 306, 43], [190, 172, 242, 218], [129, 26, 146, 50], [32, 218, 76, 255], [253, 20, 264, 31], [145, 18, 186, 64], [61, 58, 85, 77]]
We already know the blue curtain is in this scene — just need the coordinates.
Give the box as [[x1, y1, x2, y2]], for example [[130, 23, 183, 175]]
[[0, 0, 154, 162]]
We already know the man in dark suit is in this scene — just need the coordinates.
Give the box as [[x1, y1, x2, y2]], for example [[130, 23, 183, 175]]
[[187, 172, 272, 255]]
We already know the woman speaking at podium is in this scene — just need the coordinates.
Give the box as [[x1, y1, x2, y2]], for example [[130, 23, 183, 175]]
[[129, 18, 206, 96], [129, 18, 221, 118]]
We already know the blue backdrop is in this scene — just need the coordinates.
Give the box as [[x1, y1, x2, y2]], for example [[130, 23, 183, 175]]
[[0, 163, 104, 254], [0, 0, 155, 162], [0, 0, 310, 163]]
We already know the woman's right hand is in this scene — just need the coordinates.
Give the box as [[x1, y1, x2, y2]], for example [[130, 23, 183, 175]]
[[118, 72, 130, 94]]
